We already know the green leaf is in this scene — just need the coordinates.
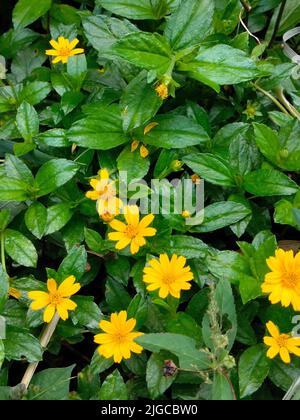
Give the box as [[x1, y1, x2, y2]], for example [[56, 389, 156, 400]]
[[90, 350, 114, 375], [99, 369, 128, 400], [67, 54, 87, 90], [84, 228, 105, 253], [34, 159, 79, 197], [0, 210, 11, 232], [98, 0, 167, 20], [82, 15, 139, 54], [16, 102, 39, 142], [192, 201, 251, 233], [165, 0, 214, 51], [37, 128, 70, 148], [117, 145, 150, 182], [143, 115, 210, 149], [0, 340, 4, 371], [244, 168, 299, 196], [120, 71, 162, 132], [45, 203, 73, 235], [58, 245, 87, 282], [105, 278, 131, 312], [207, 251, 252, 285], [269, 359, 300, 392], [27, 365, 75, 400], [68, 105, 128, 150], [20, 81, 51, 106], [179, 45, 260, 89], [113, 32, 173, 75], [4, 229, 37, 268], [166, 312, 202, 344], [137, 333, 211, 371], [253, 123, 281, 167], [183, 153, 236, 187], [212, 371, 235, 400], [25, 202, 47, 239], [0, 177, 30, 202], [5, 154, 34, 184], [70, 296, 102, 330], [146, 352, 177, 399], [4, 326, 42, 363], [13, 0, 52, 29], [0, 265, 9, 314], [239, 344, 270, 398], [168, 235, 209, 259]]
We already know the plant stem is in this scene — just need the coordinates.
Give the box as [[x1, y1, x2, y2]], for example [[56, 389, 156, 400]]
[[0, 233, 6, 273], [268, 0, 287, 48], [252, 83, 290, 115], [276, 88, 300, 122], [240, 0, 252, 13], [20, 312, 60, 390], [283, 376, 300, 400]]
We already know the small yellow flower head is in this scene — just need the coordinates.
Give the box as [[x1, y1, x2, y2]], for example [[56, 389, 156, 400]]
[[155, 83, 168, 100], [86, 169, 116, 202], [182, 210, 191, 218], [108, 205, 156, 255], [97, 196, 122, 222], [131, 140, 149, 158], [94, 310, 144, 363], [261, 249, 300, 311], [171, 160, 183, 172], [243, 101, 262, 120], [9, 287, 21, 300], [143, 254, 194, 299], [264, 321, 300, 364], [191, 174, 201, 184], [28, 276, 81, 323], [45, 36, 84, 64], [144, 122, 158, 135]]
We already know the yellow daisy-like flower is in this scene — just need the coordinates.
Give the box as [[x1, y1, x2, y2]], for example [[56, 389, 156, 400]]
[[131, 140, 149, 158], [261, 249, 300, 311], [28, 276, 81, 323], [155, 83, 168, 100], [143, 254, 194, 299], [86, 169, 116, 202], [94, 310, 144, 363], [45, 36, 84, 64], [9, 287, 21, 300], [182, 210, 191, 218], [108, 205, 156, 255], [264, 321, 300, 364]]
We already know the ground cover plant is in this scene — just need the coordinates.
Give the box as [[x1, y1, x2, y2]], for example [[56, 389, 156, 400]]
[[1, 0, 300, 401]]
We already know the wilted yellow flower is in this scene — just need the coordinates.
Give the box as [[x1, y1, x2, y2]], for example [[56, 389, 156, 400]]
[[143, 254, 194, 299], [94, 310, 144, 363], [28, 276, 80, 323], [261, 249, 300, 311], [191, 173, 201, 184], [86, 169, 116, 202], [144, 122, 158, 135], [131, 140, 149, 158], [155, 83, 168, 100], [9, 287, 21, 300], [108, 205, 156, 255], [45, 36, 84, 64], [97, 196, 122, 222], [264, 321, 300, 364]]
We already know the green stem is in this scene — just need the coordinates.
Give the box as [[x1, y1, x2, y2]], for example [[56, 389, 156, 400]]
[[0, 233, 6, 273], [20, 312, 60, 390], [268, 0, 287, 48], [252, 83, 290, 115], [276, 88, 300, 122]]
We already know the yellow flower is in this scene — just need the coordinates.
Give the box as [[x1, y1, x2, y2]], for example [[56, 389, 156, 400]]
[[86, 169, 116, 202], [144, 122, 158, 135], [28, 276, 81, 323], [155, 83, 168, 100], [131, 140, 149, 158], [182, 210, 191, 218], [94, 310, 144, 363], [108, 205, 156, 255], [9, 287, 21, 300], [261, 249, 300, 311], [97, 196, 123, 222], [143, 254, 194, 299], [264, 321, 300, 364], [45, 36, 84, 64], [191, 174, 201, 184]]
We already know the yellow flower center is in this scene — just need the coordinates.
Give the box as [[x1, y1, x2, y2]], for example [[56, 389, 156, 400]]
[[113, 331, 128, 344], [162, 274, 175, 285], [283, 271, 300, 288], [49, 292, 63, 305], [125, 224, 139, 239], [276, 334, 290, 348], [58, 47, 71, 57]]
